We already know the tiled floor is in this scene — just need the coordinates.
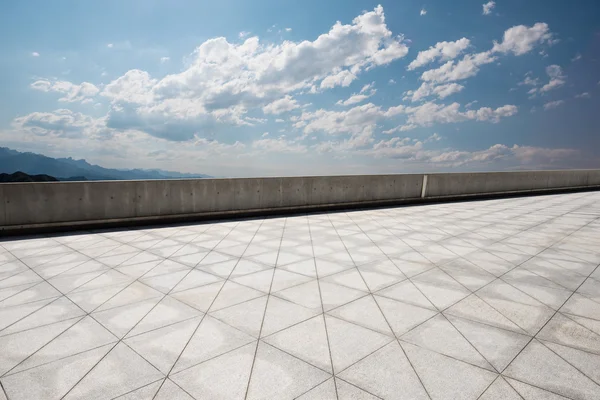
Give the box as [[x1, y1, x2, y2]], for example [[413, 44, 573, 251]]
[[1, 192, 600, 400]]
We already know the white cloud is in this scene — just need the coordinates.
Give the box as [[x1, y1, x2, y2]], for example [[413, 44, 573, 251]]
[[320, 70, 357, 89], [107, 43, 114, 48], [465, 100, 478, 109], [425, 133, 442, 142], [404, 82, 464, 102], [12, 109, 110, 139], [420, 51, 496, 83], [239, 31, 251, 38], [420, 9, 427, 16], [160, 57, 170, 63], [102, 69, 156, 105], [92, 6, 408, 141], [299, 100, 517, 138], [337, 83, 377, 106], [572, 53, 582, 62], [482, 1, 496, 15], [543, 100, 565, 110], [492, 23, 553, 55], [262, 95, 300, 114], [262, 132, 269, 137], [401, 102, 517, 130], [519, 74, 540, 86], [275, 118, 284, 122], [285, 28, 292, 32], [389, 79, 396, 85], [31, 79, 100, 103], [252, 137, 307, 153], [539, 65, 566, 93], [575, 92, 590, 99], [408, 38, 471, 70], [31, 52, 40, 57]]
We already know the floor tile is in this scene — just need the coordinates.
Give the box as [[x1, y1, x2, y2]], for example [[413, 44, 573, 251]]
[[1, 344, 113, 400], [402, 341, 498, 400], [172, 342, 255, 400], [325, 315, 393, 373], [338, 341, 428, 399], [246, 341, 331, 400], [504, 340, 600, 399], [296, 378, 336, 399], [125, 317, 201, 374], [264, 315, 332, 372], [210, 296, 267, 338], [402, 314, 494, 370], [172, 316, 254, 373], [335, 378, 379, 399], [537, 313, 600, 354], [261, 296, 320, 337], [479, 376, 522, 400], [375, 280, 435, 310], [374, 295, 438, 336], [63, 342, 164, 400]]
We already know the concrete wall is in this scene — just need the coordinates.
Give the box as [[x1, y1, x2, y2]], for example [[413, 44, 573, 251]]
[[424, 170, 600, 198], [1, 170, 599, 232]]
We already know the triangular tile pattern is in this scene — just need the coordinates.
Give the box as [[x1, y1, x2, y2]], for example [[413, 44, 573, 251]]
[[1, 192, 600, 399], [402, 342, 498, 400], [245, 342, 331, 400], [63, 342, 164, 399], [338, 341, 428, 399], [504, 340, 600, 399], [401, 314, 494, 370]]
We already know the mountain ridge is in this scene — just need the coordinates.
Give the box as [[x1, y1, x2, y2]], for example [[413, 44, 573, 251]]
[[0, 147, 211, 181]]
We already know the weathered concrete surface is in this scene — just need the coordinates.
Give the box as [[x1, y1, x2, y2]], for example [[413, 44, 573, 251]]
[[1, 171, 599, 232], [424, 170, 600, 198]]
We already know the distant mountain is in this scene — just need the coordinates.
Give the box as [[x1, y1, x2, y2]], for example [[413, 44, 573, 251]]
[[0, 171, 59, 183], [0, 147, 211, 181]]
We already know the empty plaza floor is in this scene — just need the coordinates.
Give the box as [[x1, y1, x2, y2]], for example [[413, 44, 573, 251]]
[[1, 191, 600, 399]]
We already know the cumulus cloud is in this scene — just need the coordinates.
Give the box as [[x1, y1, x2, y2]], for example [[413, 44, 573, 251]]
[[539, 65, 565, 92], [298, 100, 517, 138], [320, 70, 357, 89], [543, 100, 565, 110], [160, 57, 170, 63], [31, 79, 100, 103], [262, 95, 300, 114], [420, 51, 496, 83], [337, 83, 377, 106], [492, 23, 553, 55], [401, 102, 517, 131], [420, 9, 427, 16], [363, 138, 576, 168], [94, 5, 409, 141], [12, 109, 110, 139], [482, 1, 495, 15], [407, 38, 471, 70], [238, 31, 251, 38], [518, 73, 540, 87], [32, 52, 40, 57], [252, 137, 307, 153], [575, 92, 590, 99], [404, 82, 464, 102]]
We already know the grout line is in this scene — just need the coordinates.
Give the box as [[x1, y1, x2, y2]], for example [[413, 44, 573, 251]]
[[326, 212, 433, 400], [242, 218, 288, 400]]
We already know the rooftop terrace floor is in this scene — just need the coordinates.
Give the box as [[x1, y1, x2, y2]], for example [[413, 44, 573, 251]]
[[1, 191, 600, 399]]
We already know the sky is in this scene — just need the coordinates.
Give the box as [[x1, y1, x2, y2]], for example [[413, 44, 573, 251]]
[[0, 0, 599, 177]]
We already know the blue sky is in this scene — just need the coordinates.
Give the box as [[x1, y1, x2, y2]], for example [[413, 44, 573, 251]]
[[1, 0, 599, 177]]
